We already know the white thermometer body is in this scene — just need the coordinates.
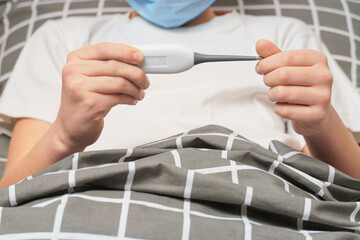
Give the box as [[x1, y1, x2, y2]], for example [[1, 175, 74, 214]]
[[136, 44, 262, 74], [137, 44, 193, 74]]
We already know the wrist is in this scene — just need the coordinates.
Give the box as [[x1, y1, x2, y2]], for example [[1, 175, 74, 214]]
[[302, 106, 343, 157], [293, 104, 333, 138], [304, 106, 335, 138], [49, 120, 85, 159]]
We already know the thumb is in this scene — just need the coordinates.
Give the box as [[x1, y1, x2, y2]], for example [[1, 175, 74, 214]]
[[256, 39, 281, 58]]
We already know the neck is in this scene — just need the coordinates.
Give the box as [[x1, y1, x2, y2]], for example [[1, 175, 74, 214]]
[[129, 7, 217, 27], [182, 8, 216, 27]]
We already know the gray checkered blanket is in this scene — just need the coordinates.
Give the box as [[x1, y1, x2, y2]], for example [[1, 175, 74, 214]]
[[0, 125, 360, 239]]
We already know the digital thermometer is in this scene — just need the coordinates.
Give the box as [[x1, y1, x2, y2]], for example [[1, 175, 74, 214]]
[[137, 44, 262, 74]]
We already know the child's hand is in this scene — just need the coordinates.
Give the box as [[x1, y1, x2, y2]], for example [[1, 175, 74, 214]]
[[54, 42, 149, 152], [255, 39, 333, 137]]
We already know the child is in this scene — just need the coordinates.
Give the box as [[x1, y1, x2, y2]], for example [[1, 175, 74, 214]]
[[0, 0, 359, 188]]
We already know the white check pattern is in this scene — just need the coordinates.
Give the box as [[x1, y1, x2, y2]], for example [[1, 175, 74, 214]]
[[0, 125, 360, 239]]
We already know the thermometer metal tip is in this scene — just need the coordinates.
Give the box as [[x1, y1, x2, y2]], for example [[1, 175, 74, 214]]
[[194, 52, 263, 65]]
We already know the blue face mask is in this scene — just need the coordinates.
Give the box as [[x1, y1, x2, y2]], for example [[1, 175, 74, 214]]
[[126, 0, 216, 29]]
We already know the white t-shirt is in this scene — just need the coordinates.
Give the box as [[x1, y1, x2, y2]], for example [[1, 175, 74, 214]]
[[1, 11, 360, 151]]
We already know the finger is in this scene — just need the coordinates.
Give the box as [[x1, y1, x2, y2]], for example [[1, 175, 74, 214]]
[[99, 93, 139, 109], [79, 59, 149, 90], [273, 103, 326, 123], [256, 49, 323, 75], [268, 86, 330, 105], [85, 76, 145, 101], [70, 42, 144, 65], [263, 66, 318, 87], [256, 39, 281, 58]]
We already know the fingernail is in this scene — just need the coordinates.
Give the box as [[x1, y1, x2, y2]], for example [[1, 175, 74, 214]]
[[144, 76, 150, 88], [133, 51, 143, 62], [255, 62, 262, 74], [132, 100, 138, 105], [140, 90, 145, 99]]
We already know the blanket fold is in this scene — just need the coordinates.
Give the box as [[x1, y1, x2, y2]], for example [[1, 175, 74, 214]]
[[0, 125, 360, 239]]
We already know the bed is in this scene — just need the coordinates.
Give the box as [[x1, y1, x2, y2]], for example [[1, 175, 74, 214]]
[[0, 0, 360, 239]]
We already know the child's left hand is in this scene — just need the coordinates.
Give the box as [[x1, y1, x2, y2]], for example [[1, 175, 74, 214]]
[[255, 39, 333, 137]]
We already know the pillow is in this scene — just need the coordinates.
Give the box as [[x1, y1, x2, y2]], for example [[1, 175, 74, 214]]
[[0, 0, 359, 96]]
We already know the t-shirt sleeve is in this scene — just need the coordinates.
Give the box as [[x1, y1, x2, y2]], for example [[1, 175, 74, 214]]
[[0, 20, 68, 124]]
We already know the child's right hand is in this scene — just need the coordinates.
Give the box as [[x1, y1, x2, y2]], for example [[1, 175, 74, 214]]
[[53, 42, 149, 153]]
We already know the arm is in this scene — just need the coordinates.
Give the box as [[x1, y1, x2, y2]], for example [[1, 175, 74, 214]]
[[0, 118, 70, 188], [302, 110, 360, 178], [0, 42, 149, 188], [256, 39, 360, 179]]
